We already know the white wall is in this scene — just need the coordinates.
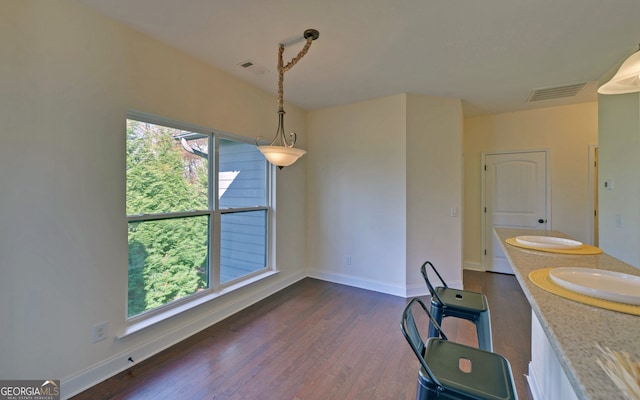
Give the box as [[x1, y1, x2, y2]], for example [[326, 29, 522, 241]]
[[0, 1, 307, 397], [598, 93, 640, 268], [306, 94, 464, 295], [464, 103, 598, 270]]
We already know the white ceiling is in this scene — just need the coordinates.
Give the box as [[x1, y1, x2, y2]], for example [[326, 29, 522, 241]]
[[78, 0, 640, 116]]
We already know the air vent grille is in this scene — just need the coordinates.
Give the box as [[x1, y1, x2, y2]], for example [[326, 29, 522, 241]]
[[237, 59, 267, 75], [527, 83, 587, 102]]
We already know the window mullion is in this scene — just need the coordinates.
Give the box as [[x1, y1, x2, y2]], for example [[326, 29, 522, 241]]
[[267, 161, 275, 270], [210, 132, 221, 291]]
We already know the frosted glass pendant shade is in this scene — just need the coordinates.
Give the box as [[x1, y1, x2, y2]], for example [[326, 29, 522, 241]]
[[257, 145, 306, 167], [598, 50, 640, 94]]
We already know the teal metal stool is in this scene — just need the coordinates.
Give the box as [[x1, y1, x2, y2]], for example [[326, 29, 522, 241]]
[[421, 261, 493, 351], [401, 298, 518, 400]]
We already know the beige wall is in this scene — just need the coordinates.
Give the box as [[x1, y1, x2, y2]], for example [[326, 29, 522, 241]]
[[406, 94, 463, 289], [464, 103, 598, 269], [0, 1, 307, 396], [307, 95, 408, 293]]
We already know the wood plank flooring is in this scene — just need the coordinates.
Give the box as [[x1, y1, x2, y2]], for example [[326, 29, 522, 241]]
[[72, 270, 531, 400]]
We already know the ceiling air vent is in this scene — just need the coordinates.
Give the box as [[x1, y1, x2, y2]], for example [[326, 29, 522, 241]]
[[237, 59, 267, 75], [527, 82, 587, 102]]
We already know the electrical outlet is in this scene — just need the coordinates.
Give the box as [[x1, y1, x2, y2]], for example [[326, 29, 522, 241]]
[[92, 322, 108, 343], [345, 256, 351, 265]]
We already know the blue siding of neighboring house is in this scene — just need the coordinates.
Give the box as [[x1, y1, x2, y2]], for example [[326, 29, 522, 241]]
[[218, 140, 267, 283]]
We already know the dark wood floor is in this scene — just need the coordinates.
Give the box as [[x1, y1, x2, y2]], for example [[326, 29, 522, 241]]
[[72, 270, 531, 400]]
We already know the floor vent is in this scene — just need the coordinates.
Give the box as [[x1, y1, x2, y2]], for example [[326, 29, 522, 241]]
[[527, 83, 587, 102]]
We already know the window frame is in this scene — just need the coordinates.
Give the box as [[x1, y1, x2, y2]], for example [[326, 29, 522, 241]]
[[125, 110, 275, 327]]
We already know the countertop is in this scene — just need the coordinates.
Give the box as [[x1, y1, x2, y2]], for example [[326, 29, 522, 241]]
[[495, 228, 640, 400]]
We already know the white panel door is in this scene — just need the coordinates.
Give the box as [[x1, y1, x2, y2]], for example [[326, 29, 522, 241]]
[[483, 151, 548, 273]]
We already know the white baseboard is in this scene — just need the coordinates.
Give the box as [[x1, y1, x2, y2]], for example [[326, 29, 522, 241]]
[[307, 269, 408, 297], [61, 272, 305, 399], [406, 283, 429, 298], [307, 270, 462, 298], [463, 260, 485, 271]]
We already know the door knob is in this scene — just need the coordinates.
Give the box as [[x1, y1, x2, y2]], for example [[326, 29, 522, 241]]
[[538, 219, 546, 224]]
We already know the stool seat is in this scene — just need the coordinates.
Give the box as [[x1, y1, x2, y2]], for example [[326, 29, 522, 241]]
[[434, 287, 489, 313], [417, 339, 517, 400], [422, 261, 493, 351], [401, 298, 518, 400]]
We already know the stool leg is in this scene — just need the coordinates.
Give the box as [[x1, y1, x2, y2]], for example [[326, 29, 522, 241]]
[[415, 379, 428, 400], [428, 302, 444, 339], [476, 310, 493, 351]]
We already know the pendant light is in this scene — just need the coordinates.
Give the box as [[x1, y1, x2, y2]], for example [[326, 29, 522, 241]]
[[598, 44, 640, 95], [257, 29, 319, 168]]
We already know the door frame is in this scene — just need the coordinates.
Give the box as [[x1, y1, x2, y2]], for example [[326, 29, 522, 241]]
[[587, 144, 599, 246], [480, 149, 551, 270]]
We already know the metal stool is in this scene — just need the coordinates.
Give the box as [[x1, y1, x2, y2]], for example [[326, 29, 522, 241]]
[[401, 298, 518, 400], [421, 261, 493, 351]]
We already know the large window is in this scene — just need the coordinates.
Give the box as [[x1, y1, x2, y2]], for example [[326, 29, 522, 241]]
[[126, 114, 271, 319]]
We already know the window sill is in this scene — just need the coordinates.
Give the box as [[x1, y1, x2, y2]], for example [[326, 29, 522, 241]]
[[117, 270, 279, 340]]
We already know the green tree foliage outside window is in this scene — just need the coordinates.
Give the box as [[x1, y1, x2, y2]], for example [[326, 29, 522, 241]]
[[126, 120, 209, 317]]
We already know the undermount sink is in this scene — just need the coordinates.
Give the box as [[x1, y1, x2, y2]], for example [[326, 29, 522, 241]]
[[549, 267, 640, 305], [515, 235, 583, 249]]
